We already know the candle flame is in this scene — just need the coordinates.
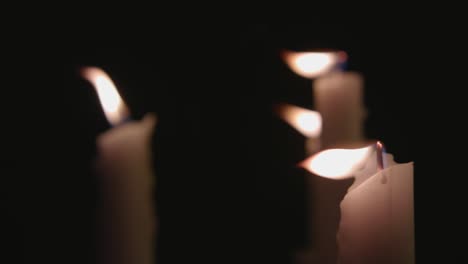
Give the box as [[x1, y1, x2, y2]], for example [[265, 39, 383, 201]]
[[282, 50, 347, 78], [81, 67, 130, 125], [276, 103, 322, 137], [300, 144, 373, 180]]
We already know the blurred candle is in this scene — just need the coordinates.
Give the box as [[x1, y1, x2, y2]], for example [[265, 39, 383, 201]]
[[301, 142, 414, 264], [82, 67, 157, 264], [282, 50, 366, 150], [283, 50, 367, 264], [314, 71, 365, 148]]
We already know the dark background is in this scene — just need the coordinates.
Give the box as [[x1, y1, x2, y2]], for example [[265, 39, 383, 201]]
[[2, 24, 415, 263]]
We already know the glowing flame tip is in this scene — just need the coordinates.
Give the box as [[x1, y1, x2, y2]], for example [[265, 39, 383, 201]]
[[301, 145, 373, 180], [81, 66, 130, 125], [282, 50, 346, 79], [276, 103, 322, 138]]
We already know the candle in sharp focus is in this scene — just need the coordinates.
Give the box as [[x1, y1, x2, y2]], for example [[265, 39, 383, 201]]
[[82, 67, 157, 264], [301, 142, 414, 264]]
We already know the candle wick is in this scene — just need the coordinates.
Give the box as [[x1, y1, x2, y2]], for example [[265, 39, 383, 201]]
[[376, 141, 385, 171]]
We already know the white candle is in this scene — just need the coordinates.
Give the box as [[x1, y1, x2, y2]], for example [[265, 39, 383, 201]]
[[301, 143, 414, 264], [310, 69, 366, 264], [282, 50, 366, 151], [82, 67, 157, 264], [283, 50, 366, 264], [314, 71, 365, 149]]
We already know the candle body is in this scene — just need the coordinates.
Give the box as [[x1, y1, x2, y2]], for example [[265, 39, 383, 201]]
[[305, 137, 321, 155], [338, 154, 414, 264], [95, 114, 157, 264], [299, 72, 367, 264], [297, 175, 354, 264], [313, 71, 365, 149]]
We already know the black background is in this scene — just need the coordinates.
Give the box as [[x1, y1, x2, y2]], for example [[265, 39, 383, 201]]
[[2, 24, 416, 263]]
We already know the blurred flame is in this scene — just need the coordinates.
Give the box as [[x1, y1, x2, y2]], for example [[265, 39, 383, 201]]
[[300, 145, 373, 180], [282, 50, 347, 78], [276, 103, 322, 137], [81, 67, 130, 125]]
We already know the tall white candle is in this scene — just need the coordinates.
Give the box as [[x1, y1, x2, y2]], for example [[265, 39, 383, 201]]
[[314, 71, 365, 149], [283, 50, 366, 264], [282, 50, 366, 152], [82, 67, 157, 264], [310, 68, 366, 264]]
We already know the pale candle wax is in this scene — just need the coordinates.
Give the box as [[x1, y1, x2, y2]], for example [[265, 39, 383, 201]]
[[311, 72, 368, 264], [337, 149, 414, 264], [301, 143, 414, 264], [314, 71, 365, 149], [282, 50, 366, 152], [96, 115, 157, 264], [310, 69, 366, 264], [82, 67, 158, 264], [283, 51, 368, 264]]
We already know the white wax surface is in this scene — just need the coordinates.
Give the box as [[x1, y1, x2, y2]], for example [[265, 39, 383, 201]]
[[299, 72, 366, 263], [338, 155, 414, 264], [96, 114, 157, 264], [314, 71, 365, 149]]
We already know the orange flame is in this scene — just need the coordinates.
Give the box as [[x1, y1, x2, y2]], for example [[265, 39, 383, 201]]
[[282, 50, 347, 78], [300, 144, 373, 180], [276, 103, 322, 138], [81, 67, 130, 125]]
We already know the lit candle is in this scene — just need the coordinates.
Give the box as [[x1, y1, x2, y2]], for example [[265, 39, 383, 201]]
[[282, 50, 367, 264], [282, 50, 366, 150], [301, 142, 414, 263], [82, 67, 157, 264]]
